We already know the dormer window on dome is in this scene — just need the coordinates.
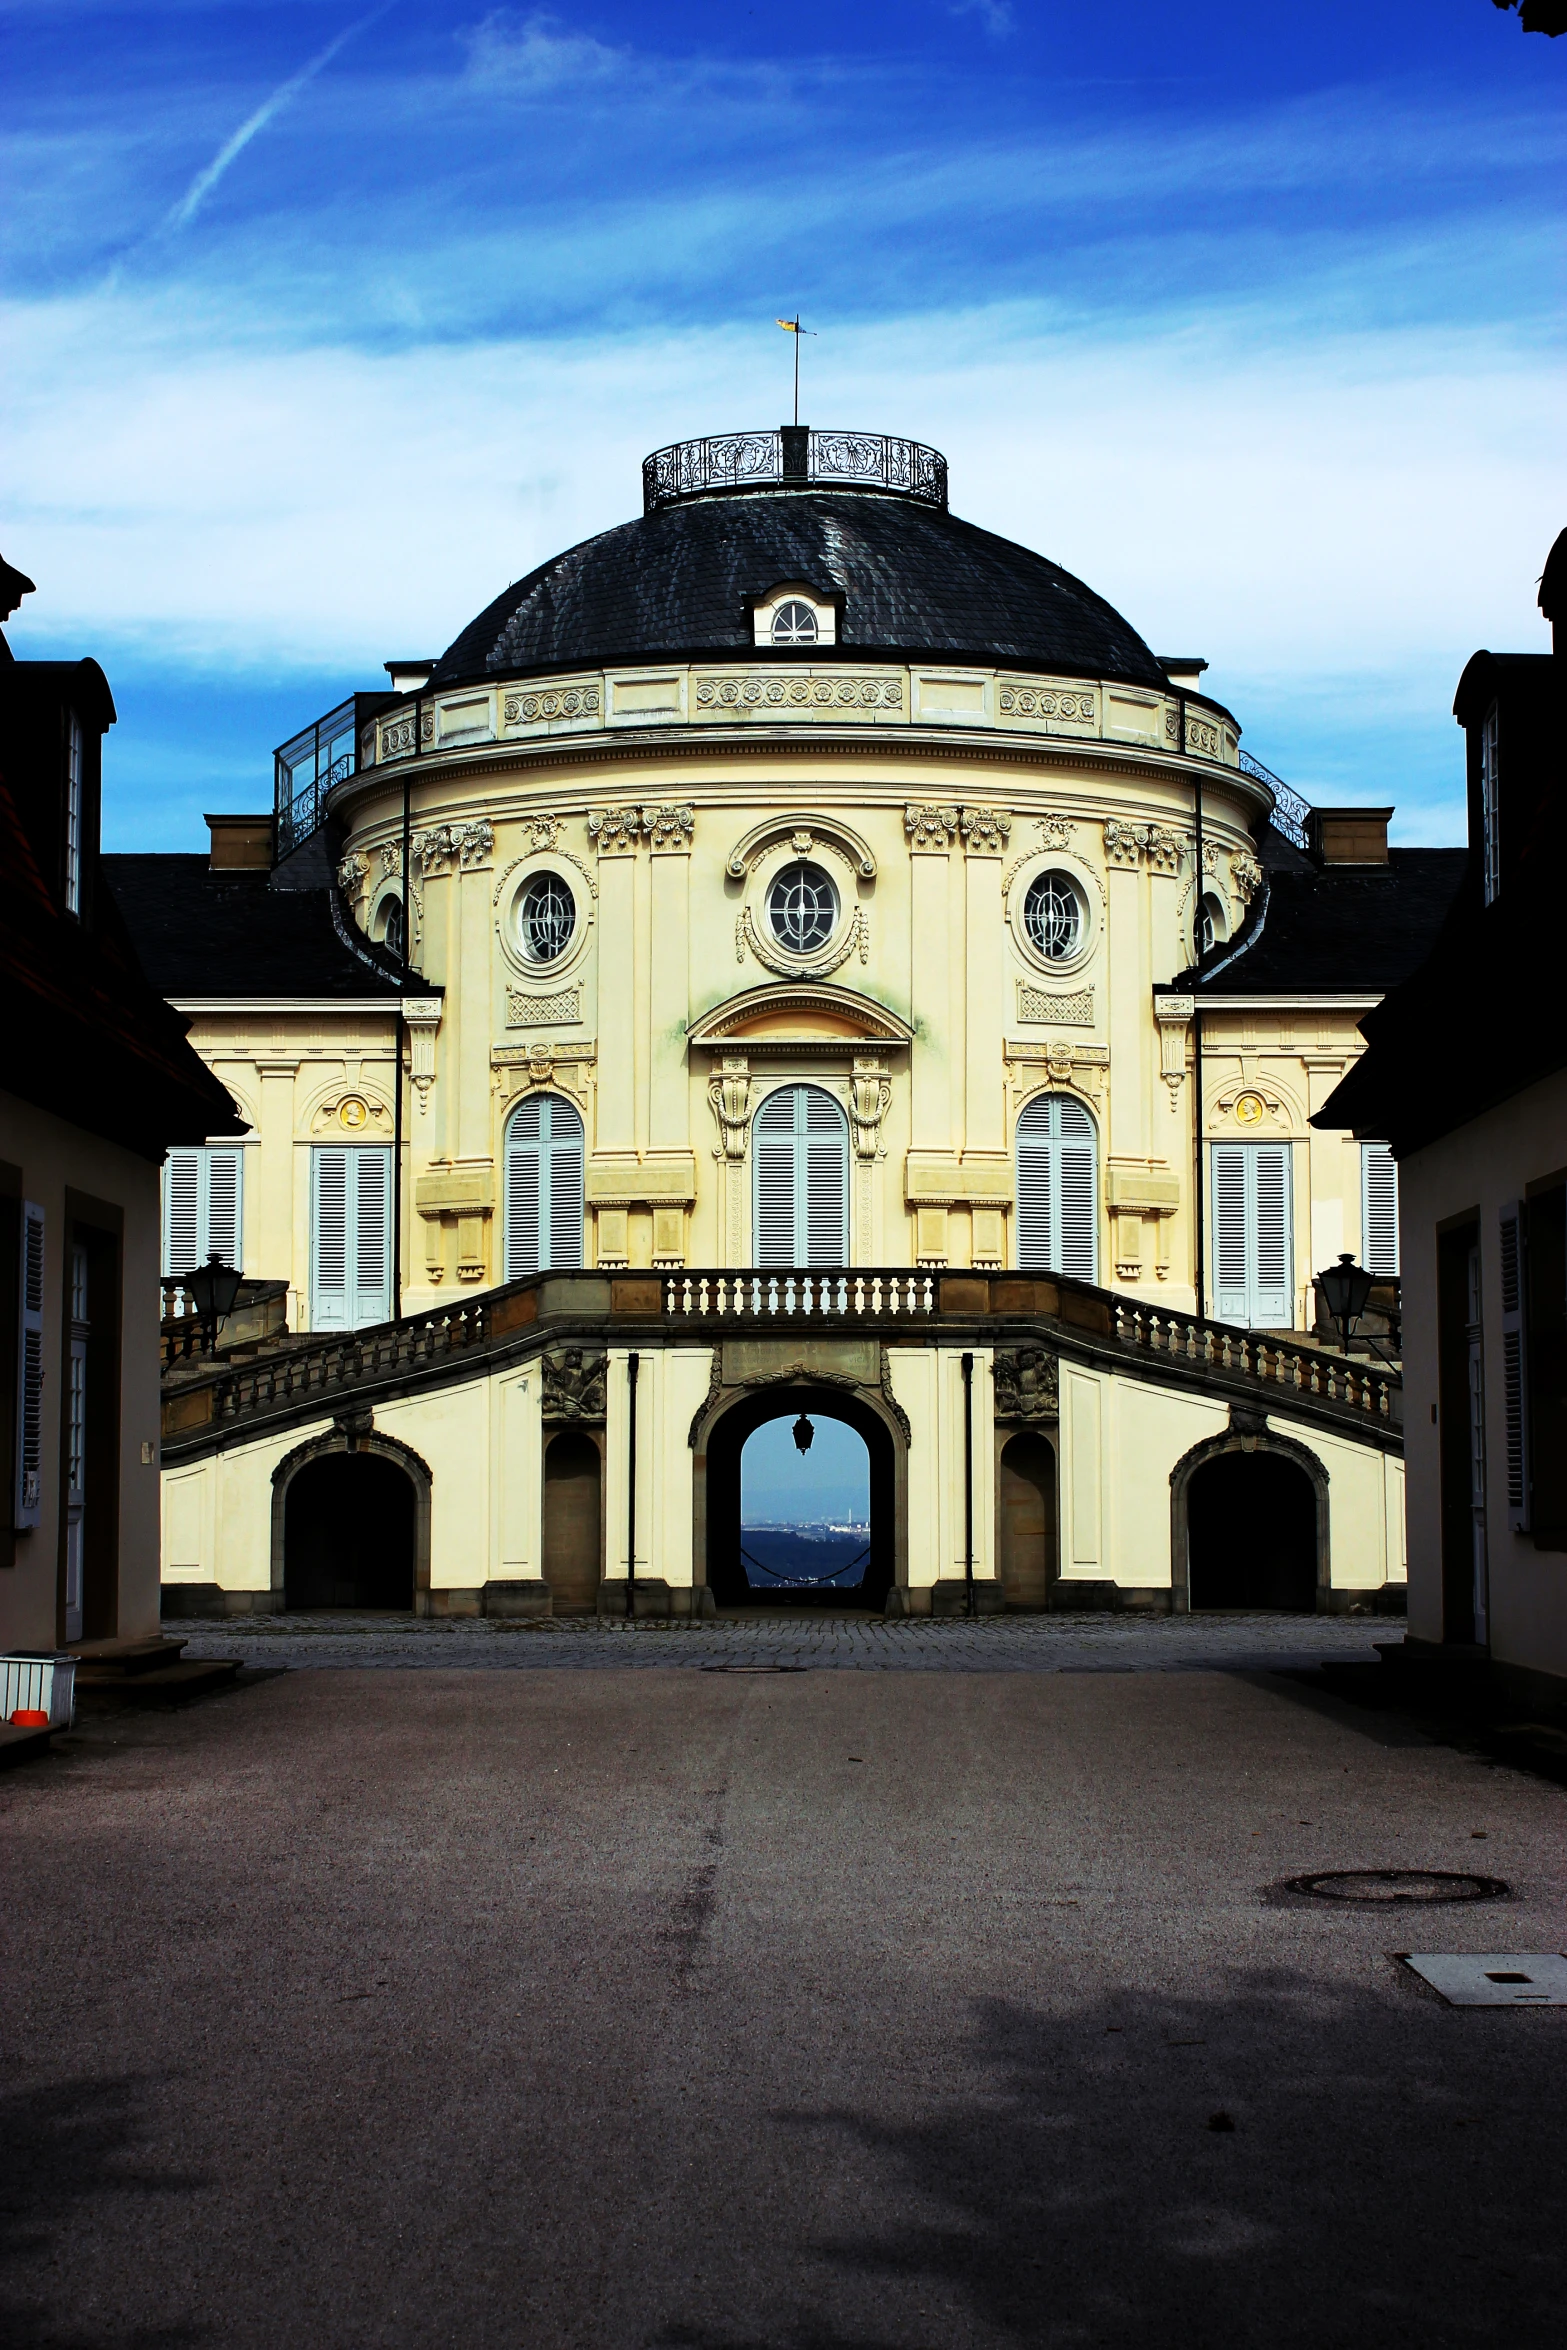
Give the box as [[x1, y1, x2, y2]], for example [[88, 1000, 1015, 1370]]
[[771, 600, 818, 646], [752, 581, 838, 649]]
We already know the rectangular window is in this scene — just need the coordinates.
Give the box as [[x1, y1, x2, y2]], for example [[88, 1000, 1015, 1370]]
[[1481, 701, 1501, 906], [64, 711, 83, 916], [162, 1147, 244, 1277], [1361, 1144, 1399, 1277], [311, 1147, 391, 1330], [1210, 1142, 1294, 1328], [1525, 1180, 1567, 1545]]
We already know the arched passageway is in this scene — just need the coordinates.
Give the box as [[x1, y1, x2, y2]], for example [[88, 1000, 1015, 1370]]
[[283, 1452, 416, 1610], [997, 1430, 1057, 1609], [1187, 1450, 1319, 1610], [543, 1430, 602, 1615], [705, 1387, 895, 1610]]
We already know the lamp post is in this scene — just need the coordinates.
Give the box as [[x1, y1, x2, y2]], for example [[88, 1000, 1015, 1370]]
[[1317, 1253, 1374, 1356], [185, 1251, 243, 1358]]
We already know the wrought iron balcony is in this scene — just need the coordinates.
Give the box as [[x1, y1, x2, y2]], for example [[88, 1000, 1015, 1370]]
[[1238, 748, 1311, 851], [273, 691, 397, 856], [642, 428, 948, 515]]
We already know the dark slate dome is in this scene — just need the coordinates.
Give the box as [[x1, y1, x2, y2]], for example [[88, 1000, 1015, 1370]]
[[429, 430, 1168, 694]]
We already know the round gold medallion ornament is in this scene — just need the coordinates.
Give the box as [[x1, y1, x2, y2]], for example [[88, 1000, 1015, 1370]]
[[338, 1096, 370, 1132], [1233, 1091, 1266, 1127]]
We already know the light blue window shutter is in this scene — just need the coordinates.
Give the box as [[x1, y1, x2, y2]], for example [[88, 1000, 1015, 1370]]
[[542, 1097, 584, 1270], [1499, 1200, 1530, 1532], [204, 1148, 244, 1271], [1252, 1144, 1293, 1325], [352, 1150, 391, 1325], [753, 1089, 800, 1268], [1056, 1097, 1098, 1282], [1361, 1145, 1398, 1277], [802, 1087, 848, 1267], [1017, 1095, 1097, 1279], [1212, 1144, 1250, 1322], [312, 1148, 350, 1330], [15, 1201, 45, 1528], [1016, 1102, 1054, 1272], [164, 1152, 201, 1277], [506, 1096, 543, 1277]]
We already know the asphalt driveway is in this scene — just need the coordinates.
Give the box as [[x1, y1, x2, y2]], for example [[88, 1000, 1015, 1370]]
[[2, 1653, 1563, 2348]]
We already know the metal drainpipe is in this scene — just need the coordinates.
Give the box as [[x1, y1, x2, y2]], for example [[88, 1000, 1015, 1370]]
[[1182, 690, 1208, 1321], [393, 732, 415, 1322], [961, 1350, 975, 1617], [625, 1351, 639, 1619]]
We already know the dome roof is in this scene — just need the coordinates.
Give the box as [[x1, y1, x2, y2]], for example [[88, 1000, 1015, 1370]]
[[429, 434, 1169, 694]]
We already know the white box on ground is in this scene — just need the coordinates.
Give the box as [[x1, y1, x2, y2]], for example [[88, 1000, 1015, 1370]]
[[1404, 1953, 1567, 2006]]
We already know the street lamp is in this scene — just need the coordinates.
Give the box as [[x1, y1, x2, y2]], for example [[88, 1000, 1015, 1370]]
[[1317, 1253, 1374, 1355], [185, 1251, 243, 1357], [792, 1413, 814, 1454]]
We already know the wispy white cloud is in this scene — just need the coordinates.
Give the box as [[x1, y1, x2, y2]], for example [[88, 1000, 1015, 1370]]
[[461, 9, 629, 92], [164, 8, 384, 231], [947, 0, 1015, 34]]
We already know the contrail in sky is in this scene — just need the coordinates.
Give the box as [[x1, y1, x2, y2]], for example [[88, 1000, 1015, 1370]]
[[166, 9, 385, 231]]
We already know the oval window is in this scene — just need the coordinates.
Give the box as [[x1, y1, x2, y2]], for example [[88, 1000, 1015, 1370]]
[[771, 600, 819, 646], [1023, 870, 1083, 962], [767, 861, 838, 953], [516, 871, 575, 964]]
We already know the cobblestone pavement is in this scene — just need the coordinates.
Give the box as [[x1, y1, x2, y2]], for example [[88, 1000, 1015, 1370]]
[[176, 1607, 1400, 1671]]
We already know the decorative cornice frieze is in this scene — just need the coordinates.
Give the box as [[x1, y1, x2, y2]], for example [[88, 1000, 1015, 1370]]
[[695, 672, 901, 713], [504, 683, 600, 725]]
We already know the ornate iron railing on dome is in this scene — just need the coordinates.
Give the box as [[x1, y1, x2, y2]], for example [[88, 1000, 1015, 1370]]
[[642, 428, 948, 515]]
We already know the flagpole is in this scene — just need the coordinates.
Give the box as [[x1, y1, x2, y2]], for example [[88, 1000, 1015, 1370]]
[[794, 315, 800, 426]]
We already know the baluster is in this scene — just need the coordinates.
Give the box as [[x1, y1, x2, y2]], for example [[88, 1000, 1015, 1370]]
[[870, 1276, 882, 1314], [889, 1278, 900, 1315], [922, 1276, 934, 1312], [853, 1276, 864, 1315], [803, 1275, 814, 1316]]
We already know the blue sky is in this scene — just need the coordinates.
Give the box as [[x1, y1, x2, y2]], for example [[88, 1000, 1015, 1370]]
[[3, 2, 1563, 847], [742, 1413, 869, 1530]]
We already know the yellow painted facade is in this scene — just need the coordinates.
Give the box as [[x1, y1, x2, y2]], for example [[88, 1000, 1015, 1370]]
[[175, 657, 1378, 1326]]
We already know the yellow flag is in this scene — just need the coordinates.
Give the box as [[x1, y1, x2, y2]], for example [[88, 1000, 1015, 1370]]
[[776, 317, 800, 332]]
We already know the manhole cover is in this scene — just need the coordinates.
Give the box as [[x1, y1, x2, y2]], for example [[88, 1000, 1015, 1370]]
[[1283, 1869, 1510, 1905]]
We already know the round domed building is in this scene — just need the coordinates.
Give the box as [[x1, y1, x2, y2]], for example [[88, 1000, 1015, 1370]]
[[339, 426, 1265, 1296], [128, 427, 1436, 1621]]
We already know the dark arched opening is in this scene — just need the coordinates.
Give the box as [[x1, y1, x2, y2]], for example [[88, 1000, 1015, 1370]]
[[998, 1430, 1057, 1609], [284, 1453, 415, 1611], [1187, 1450, 1318, 1610], [544, 1429, 602, 1615], [705, 1386, 895, 1611]]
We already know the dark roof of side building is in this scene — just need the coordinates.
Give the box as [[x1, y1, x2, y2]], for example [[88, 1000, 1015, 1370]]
[[105, 856, 407, 998], [430, 490, 1176, 694], [1184, 842, 1469, 998]]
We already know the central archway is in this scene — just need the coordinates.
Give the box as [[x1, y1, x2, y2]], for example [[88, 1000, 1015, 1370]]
[[704, 1385, 896, 1611]]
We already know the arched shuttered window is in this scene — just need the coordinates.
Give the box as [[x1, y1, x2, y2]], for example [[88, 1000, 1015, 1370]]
[[505, 1094, 585, 1276], [1016, 1094, 1098, 1280], [753, 1085, 849, 1268]]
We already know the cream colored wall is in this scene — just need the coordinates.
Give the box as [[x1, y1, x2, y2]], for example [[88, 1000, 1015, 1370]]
[[163, 1340, 1398, 1607], [1, 1089, 165, 1649], [171, 660, 1373, 1342], [1400, 1070, 1567, 1681]]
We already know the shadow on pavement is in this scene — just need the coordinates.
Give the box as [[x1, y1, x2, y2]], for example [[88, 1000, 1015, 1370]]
[[658, 1973, 1562, 2349], [0, 2071, 212, 2349]]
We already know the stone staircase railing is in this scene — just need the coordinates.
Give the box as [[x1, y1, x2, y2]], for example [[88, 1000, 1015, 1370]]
[[161, 1264, 1399, 1448]]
